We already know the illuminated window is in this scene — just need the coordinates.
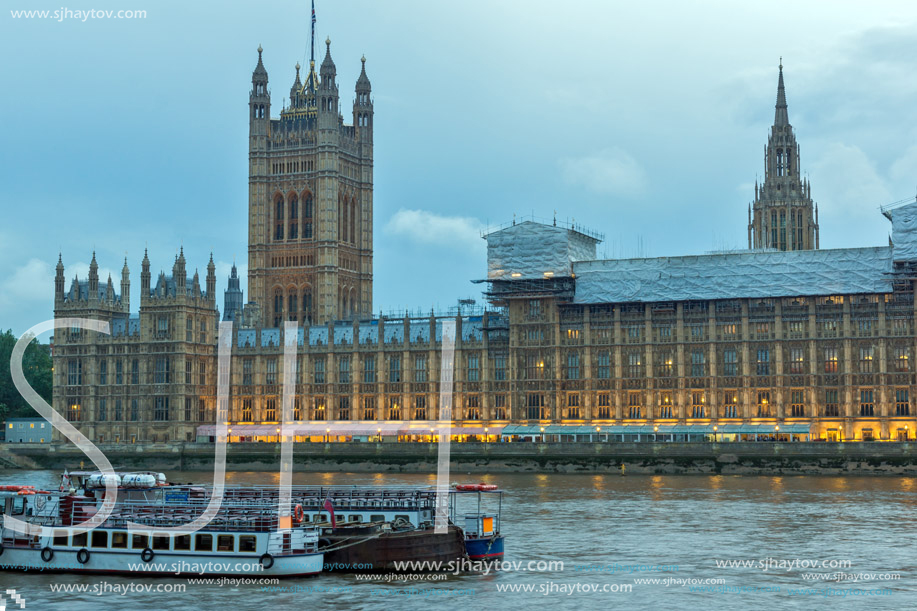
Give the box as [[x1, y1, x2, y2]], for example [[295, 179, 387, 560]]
[[789, 347, 805, 374], [858, 346, 873, 372], [658, 392, 673, 419], [756, 391, 771, 417], [690, 392, 705, 418], [565, 393, 580, 419], [823, 347, 838, 373]]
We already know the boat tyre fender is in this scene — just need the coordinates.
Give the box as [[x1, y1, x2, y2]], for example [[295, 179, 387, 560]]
[[318, 538, 331, 548], [259, 553, 274, 569], [293, 504, 305, 524], [77, 548, 90, 564], [141, 548, 154, 563], [41, 546, 54, 562], [0, 542, 4, 557]]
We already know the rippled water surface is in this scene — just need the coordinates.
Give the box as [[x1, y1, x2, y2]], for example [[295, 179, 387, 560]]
[[2, 470, 915, 610]]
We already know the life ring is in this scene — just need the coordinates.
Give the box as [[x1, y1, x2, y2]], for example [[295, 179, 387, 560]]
[[77, 548, 91, 565], [141, 547, 154, 563], [453, 484, 480, 491], [259, 553, 274, 569], [293, 504, 305, 523], [41, 546, 54, 562], [477, 484, 498, 491]]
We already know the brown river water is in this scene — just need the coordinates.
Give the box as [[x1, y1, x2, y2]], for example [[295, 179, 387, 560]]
[[1, 470, 915, 610]]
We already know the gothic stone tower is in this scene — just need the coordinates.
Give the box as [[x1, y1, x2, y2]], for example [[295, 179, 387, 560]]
[[748, 62, 819, 251], [248, 37, 373, 328]]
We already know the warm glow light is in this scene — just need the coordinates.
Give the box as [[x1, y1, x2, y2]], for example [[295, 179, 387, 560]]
[[775, 425, 780, 432]]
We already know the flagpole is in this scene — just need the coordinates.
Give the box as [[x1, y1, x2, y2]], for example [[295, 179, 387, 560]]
[[310, 0, 316, 65]]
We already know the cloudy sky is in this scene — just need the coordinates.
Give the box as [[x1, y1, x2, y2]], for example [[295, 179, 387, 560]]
[[2, 0, 916, 335]]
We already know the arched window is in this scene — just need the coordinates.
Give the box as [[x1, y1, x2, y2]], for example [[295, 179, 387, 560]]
[[786, 150, 792, 175], [303, 192, 313, 239], [776, 149, 784, 176], [288, 293, 298, 319], [274, 198, 284, 240], [288, 195, 299, 239], [350, 198, 357, 245], [273, 291, 283, 327], [302, 288, 312, 324]]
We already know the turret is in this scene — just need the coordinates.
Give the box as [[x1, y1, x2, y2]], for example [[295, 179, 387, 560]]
[[318, 37, 339, 124], [174, 247, 186, 292], [192, 270, 201, 298], [354, 55, 373, 141], [121, 257, 130, 310], [55, 254, 65, 302], [106, 275, 115, 303], [223, 263, 244, 322], [290, 62, 303, 104], [141, 249, 151, 294], [206, 253, 216, 299], [88, 252, 99, 301], [250, 45, 270, 137]]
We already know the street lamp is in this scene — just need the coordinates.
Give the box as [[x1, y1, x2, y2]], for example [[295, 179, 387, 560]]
[[326, 427, 330, 443], [775, 424, 779, 442], [377, 427, 382, 442], [484, 426, 489, 443], [540, 426, 545, 443], [713, 425, 718, 443], [276, 427, 281, 443]]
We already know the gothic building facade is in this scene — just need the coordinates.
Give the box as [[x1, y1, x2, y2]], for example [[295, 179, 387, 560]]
[[248, 39, 374, 328], [49, 53, 917, 445]]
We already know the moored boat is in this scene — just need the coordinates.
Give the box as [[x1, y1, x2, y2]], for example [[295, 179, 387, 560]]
[[0, 474, 323, 577], [451, 485, 506, 561]]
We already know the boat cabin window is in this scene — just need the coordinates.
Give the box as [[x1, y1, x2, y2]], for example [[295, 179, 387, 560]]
[[91, 531, 108, 548], [370, 514, 384, 523], [174, 535, 192, 551], [73, 532, 88, 547], [152, 534, 171, 551], [239, 536, 257, 552], [195, 534, 213, 552], [348, 515, 362, 523], [10, 497, 25, 516], [217, 535, 235, 552], [132, 534, 149, 550], [111, 532, 128, 549], [53, 530, 68, 547]]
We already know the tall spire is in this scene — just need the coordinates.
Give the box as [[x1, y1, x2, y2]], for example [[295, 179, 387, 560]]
[[774, 58, 789, 126]]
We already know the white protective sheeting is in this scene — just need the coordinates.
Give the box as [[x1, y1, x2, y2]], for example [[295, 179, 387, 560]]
[[573, 246, 893, 304], [486, 221, 599, 279], [887, 201, 917, 261]]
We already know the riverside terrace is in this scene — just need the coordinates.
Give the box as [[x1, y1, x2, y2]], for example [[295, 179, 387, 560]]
[[195, 422, 814, 443]]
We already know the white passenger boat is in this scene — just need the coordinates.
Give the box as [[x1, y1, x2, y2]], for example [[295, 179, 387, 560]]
[[0, 475, 323, 577]]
